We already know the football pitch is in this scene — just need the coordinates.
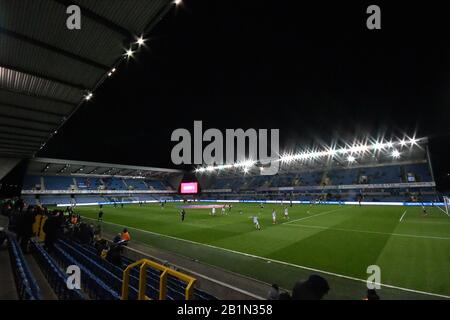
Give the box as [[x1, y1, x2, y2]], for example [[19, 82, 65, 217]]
[[77, 202, 450, 299]]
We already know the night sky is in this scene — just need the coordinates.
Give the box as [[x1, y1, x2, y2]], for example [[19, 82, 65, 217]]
[[39, 1, 450, 190]]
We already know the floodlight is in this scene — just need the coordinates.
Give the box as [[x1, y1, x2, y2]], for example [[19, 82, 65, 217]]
[[347, 155, 356, 163], [409, 137, 417, 145], [386, 142, 393, 148], [136, 36, 145, 46], [373, 142, 384, 150], [125, 49, 134, 57], [84, 92, 93, 101], [174, 0, 182, 5], [392, 150, 400, 158], [400, 139, 406, 146]]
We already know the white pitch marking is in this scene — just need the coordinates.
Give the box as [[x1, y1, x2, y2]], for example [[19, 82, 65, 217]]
[[82, 216, 450, 299], [399, 210, 407, 222], [283, 208, 345, 225], [283, 223, 450, 240]]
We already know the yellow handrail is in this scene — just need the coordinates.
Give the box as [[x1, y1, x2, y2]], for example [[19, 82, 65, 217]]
[[121, 258, 196, 300]]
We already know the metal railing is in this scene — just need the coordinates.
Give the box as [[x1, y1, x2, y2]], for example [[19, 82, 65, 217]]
[[121, 258, 196, 300]]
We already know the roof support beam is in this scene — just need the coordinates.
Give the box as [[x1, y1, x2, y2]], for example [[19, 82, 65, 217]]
[[0, 123, 52, 135], [0, 140, 41, 148], [0, 143, 36, 151], [0, 27, 110, 71], [0, 113, 60, 126], [0, 87, 78, 107], [0, 102, 66, 117], [0, 130, 47, 141]]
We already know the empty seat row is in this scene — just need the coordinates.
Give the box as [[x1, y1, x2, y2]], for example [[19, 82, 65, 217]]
[[7, 235, 41, 300]]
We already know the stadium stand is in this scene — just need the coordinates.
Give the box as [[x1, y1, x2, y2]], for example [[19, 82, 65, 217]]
[[1, 199, 217, 300], [201, 161, 437, 202]]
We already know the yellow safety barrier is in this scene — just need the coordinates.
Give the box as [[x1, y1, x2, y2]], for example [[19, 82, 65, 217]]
[[121, 258, 196, 300]]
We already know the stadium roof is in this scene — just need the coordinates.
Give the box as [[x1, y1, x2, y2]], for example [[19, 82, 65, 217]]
[[27, 158, 183, 179], [0, 0, 174, 158]]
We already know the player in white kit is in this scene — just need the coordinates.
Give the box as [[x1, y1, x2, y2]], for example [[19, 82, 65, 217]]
[[284, 207, 289, 220], [211, 207, 216, 216], [272, 209, 277, 224], [253, 215, 261, 230]]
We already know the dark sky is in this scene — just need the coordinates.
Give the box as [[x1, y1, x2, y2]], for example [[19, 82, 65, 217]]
[[39, 0, 450, 190]]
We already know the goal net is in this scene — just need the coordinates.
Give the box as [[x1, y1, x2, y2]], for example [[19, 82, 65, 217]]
[[436, 196, 450, 216]]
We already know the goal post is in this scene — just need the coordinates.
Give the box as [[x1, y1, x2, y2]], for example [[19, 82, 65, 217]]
[[436, 195, 450, 216]]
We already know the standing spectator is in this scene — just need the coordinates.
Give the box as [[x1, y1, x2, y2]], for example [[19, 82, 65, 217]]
[[364, 289, 380, 300], [292, 275, 330, 300], [43, 211, 61, 253]]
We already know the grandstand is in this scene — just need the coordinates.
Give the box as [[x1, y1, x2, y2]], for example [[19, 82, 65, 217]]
[[21, 158, 183, 206], [197, 137, 440, 204]]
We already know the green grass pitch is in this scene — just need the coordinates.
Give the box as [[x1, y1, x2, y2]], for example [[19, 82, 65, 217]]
[[76, 202, 450, 299]]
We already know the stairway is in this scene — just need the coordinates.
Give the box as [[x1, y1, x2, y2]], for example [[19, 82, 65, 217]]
[[0, 246, 18, 300], [24, 254, 58, 300]]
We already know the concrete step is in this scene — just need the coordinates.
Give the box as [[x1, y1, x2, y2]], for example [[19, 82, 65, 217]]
[[24, 253, 58, 300], [0, 245, 18, 300]]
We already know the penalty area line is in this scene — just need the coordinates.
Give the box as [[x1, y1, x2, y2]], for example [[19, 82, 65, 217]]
[[82, 216, 450, 299], [283, 208, 345, 225], [399, 210, 407, 222]]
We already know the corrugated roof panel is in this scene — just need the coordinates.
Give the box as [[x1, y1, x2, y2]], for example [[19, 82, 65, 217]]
[[0, 0, 174, 159], [0, 104, 62, 124], [0, 67, 83, 104], [0, 132, 45, 143], [0, 116, 55, 132], [75, 0, 171, 34], [0, 88, 75, 115], [0, 33, 106, 88], [0, 0, 126, 66]]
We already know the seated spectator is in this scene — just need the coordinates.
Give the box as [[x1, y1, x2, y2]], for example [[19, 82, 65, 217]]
[[267, 284, 280, 300], [121, 228, 131, 242], [113, 233, 122, 244], [292, 275, 330, 300]]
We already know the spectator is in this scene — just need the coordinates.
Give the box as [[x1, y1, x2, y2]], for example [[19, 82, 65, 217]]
[[113, 233, 122, 244], [106, 244, 122, 267], [278, 292, 291, 300], [267, 284, 280, 300], [121, 228, 131, 242], [292, 275, 330, 300], [365, 289, 380, 300], [43, 211, 62, 253]]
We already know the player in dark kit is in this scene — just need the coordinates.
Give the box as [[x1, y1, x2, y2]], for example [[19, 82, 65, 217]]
[[180, 209, 186, 222]]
